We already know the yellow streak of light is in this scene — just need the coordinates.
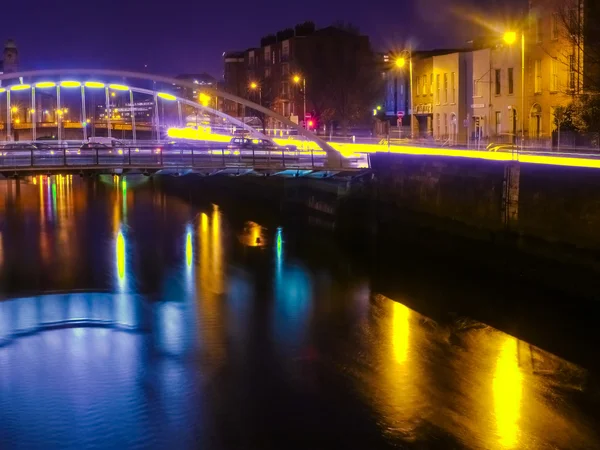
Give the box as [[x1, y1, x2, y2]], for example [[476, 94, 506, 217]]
[[116, 230, 126, 281], [493, 336, 523, 448], [186, 229, 193, 267], [392, 302, 410, 363], [212, 205, 223, 294]]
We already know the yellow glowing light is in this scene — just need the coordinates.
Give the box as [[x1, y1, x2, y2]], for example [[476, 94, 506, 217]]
[[85, 81, 105, 88], [293, 75, 301, 83], [250, 82, 258, 89], [0, 88, 5, 94], [10, 106, 18, 113], [199, 92, 210, 106], [117, 149, 123, 155], [392, 302, 410, 363], [111, 92, 116, 97], [14, 118, 20, 124], [35, 81, 56, 88], [30, 109, 36, 113], [10, 84, 31, 91], [503, 31, 517, 45], [493, 336, 523, 448], [60, 80, 81, 88], [186, 230, 193, 267], [395, 57, 406, 68], [157, 92, 176, 101], [116, 230, 126, 280], [201, 213, 208, 233], [109, 83, 129, 91]]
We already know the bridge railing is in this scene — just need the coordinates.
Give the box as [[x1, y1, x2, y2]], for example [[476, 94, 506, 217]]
[[0, 143, 369, 171]]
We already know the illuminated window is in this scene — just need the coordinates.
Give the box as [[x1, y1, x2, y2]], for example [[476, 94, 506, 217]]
[[430, 74, 434, 96], [422, 75, 428, 95], [436, 74, 440, 104], [508, 68, 514, 95], [551, 13, 559, 40], [443, 73, 448, 103], [536, 17, 542, 43], [534, 59, 542, 93], [550, 58, 559, 92], [495, 69, 501, 95], [416, 76, 421, 96], [451, 72, 456, 103], [436, 113, 440, 137]]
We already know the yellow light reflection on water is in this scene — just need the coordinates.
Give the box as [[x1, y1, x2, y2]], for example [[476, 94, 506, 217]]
[[186, 227, 193, 268], [116, 230, 126, 282], [392, 302, 410, 363], [493, 336, 523, 448]]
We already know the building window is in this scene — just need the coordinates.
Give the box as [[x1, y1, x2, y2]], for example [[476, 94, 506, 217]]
[[436, 113, 440, 137], [264, 46, 271, 65], [551, 13, 559, 40], [281, 40, 290, 61], [436, 74, 440, 104], [495, 111, 502, 135], [443, 73, 448, 103], [281, 81, 289, 98], [430, 74, 434, 96], [423, 75, 428, 95], [551, 58, 559, 92], [568, 54, 576, 90], [508, 68, 514, 94], [444, 113, 448, 136], [451, 72, 456, 103], [495, 69, 501, 95], [534, 59, 542, 93], [536, 17, 542, 43], [416, 76, 421, 96], [248, 51, 255, 67]]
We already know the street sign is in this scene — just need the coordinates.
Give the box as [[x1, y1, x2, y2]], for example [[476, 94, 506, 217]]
[[397, 111, 405, 118], [471, 103, 485, 109]]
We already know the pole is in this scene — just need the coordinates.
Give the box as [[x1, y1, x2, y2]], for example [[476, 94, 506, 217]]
[[154, 92, 160, 141], [409, 52, 414, 140], [57, 86, 62, 142], [520, 32, 525, 155], [31, 87, 37, 141], [130, 90, 137, 142], [81, 86, 87, 141], [105, 87, 111, 138], [303, 78, 306, 127], [6, 91, 11, 140]]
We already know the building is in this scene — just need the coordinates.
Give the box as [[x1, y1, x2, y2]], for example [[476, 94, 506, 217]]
[[174, 73, 217, 102], [525, 0, 584, 141], [223, 22, 376, 129], [0, 39, 18, 74], [470, 40, 523, 144]]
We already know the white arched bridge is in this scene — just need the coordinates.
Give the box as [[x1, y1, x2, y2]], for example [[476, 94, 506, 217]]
[[0, 69, 369, 177]]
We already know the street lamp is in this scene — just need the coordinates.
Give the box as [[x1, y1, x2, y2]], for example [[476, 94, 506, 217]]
[[395, 51, 414, 139], [292, 74, 306, 127], [503, 30, 525, 153], [249, 81, 262, 106]]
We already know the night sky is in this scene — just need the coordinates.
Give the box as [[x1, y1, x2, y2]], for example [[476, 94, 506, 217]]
[[4, 0, 525, 78]]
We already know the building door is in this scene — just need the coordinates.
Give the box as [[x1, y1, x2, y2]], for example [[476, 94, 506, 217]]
[[529, 104, 542, 138], [511, 108, 517, 144]]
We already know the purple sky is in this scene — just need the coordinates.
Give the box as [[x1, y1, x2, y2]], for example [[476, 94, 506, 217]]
[[4, 0, 524, 78]]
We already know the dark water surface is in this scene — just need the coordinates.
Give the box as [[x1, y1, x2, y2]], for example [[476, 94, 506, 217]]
[[0, 175, 599, 449]]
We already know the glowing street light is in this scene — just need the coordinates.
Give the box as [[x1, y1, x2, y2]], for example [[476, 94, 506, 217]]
[[10, 84, 31, 91], [60, 81, 81, 88], [395, 57, 406, 68], [85, 81, 105, 89], [249, 81, 258, 90], [10, 106, 18, 114], [249, 82, 261, 106], [35, 81, 56, 88], [503, 31, 517, 45], [395, 50, 414, 139]]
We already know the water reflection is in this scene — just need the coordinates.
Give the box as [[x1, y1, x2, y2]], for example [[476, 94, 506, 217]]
[[493, 336, 523, 448], [0, 178, 599, 449]]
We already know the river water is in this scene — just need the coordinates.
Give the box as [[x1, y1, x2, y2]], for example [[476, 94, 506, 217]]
[[0, 175, 598, 449]]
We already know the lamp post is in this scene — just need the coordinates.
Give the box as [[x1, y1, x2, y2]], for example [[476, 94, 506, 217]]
[[503, 30, 525, 154], [395, 52, 414, 139], [249, 81, 262, 106], [292, 74, 306, 126]]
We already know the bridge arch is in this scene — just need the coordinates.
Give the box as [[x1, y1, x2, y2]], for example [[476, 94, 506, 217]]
[[0, 69, 338, 160]]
